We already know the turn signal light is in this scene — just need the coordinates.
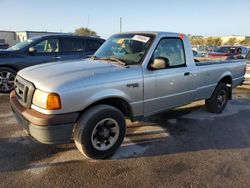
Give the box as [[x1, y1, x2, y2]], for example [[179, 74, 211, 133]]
[[47, 93, 61, 110]]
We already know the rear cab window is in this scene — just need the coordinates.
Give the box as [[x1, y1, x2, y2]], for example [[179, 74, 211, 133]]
[[241, 47, 248, 55], [246, 50, 250, 61]]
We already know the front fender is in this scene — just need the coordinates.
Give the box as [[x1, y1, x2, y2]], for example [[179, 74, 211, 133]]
[[82, 89, 132, 110]]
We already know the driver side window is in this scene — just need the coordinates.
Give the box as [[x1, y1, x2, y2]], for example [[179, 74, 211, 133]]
[[153, 38, 186, 68], [33, 39, 59, 53]]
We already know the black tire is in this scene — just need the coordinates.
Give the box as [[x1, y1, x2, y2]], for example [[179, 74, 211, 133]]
[[0, 67, 16, 93], [73, 104, 126, 159], [205, 83, 229, 113]]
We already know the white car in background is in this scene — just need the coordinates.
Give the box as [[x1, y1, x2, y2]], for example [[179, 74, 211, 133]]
[[245, 51, 250, 84]]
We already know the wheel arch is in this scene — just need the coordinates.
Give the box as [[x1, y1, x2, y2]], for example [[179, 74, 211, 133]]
[[0, 65, 18, 73], [79, 97, 133, 120], [218, 74, 233, 99]]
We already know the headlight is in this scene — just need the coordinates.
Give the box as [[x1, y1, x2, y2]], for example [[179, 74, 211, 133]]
[[32, 89, 61, 110]]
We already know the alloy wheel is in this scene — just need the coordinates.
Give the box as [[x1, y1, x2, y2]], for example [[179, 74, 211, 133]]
[[91, 118, 120, 151], [0, 71, 15, 92]]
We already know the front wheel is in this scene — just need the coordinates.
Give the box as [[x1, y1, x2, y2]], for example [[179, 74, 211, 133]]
[[205, 83, 229, 113], [73, 105, 126, 159], [0, 67, 16, 93]]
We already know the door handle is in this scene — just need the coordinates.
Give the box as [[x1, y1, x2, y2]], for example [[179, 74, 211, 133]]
[[184, 72, 190, 76], [53, 56, 61, 60]]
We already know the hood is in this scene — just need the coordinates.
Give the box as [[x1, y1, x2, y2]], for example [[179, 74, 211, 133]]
[[0, 49, 17, 56], [18, 59, 124, 92], [0, 50, 10, 55]]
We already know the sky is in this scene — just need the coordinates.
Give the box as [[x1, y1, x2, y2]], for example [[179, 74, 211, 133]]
[[1, 0, 250, 39]]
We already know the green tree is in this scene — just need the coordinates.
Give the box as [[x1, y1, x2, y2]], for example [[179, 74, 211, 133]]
[[213, 37, 223, 46], [75, 27, 97, 36], [240, 38, 250, 46], [205, 37, 214, 46], [224, 38, 238, 45], [205, 37, 222, 46], [189, 36, 205, 46]]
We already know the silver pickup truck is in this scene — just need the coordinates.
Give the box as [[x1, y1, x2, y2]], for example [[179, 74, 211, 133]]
[[10, 32, 246, 159]]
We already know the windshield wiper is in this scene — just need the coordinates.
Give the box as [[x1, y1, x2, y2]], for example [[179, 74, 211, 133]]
[[92, 56, 126, 66], [102, 57, 126, 66]]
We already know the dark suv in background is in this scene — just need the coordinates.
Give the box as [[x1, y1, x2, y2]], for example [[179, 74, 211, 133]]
[[0, 34, 105, 93]]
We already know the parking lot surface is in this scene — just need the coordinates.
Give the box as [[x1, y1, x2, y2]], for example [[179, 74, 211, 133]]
[[0, 85, 250, 188]]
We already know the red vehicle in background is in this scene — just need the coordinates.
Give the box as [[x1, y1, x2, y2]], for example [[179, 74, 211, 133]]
[[207, 46, 249, 60]]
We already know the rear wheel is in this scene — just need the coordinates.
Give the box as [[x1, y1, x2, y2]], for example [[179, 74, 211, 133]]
[[0, 67, 16, 93], [205, 83, 229, 113], [73, 105, 126, 159]]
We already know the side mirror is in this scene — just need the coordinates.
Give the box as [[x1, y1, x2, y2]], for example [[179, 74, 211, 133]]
[[28, 47, 37, 54], [149, 57, 169, 70]]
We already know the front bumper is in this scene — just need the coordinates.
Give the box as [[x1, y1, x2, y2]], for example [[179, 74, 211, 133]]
[[10, 91, 79, 144]]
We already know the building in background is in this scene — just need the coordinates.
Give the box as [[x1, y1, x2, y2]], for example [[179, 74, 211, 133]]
[[221, 35, 250, 44], [0, 30, 63, 49], [16, 31, 63, 42], [0, 31, 18, 48], [0, 39, 9, 49]]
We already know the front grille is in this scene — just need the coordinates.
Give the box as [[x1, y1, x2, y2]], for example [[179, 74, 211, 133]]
[[14, 75, 35, 108]]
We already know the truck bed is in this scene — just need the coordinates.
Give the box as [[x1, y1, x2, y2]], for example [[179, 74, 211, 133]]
[[195, 59, 245, 66]]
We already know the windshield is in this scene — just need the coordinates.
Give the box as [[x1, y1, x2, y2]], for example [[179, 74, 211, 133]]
[[7, 39, 34, 51], [93, 33, 155, 65], [215, 47, 236, 54]]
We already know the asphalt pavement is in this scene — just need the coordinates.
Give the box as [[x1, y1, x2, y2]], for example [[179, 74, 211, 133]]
[[0, 85, 250, 188]]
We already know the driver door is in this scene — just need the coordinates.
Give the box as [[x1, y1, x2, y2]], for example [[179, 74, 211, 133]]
[[143, 37, 196, 115]]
